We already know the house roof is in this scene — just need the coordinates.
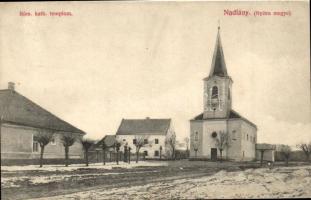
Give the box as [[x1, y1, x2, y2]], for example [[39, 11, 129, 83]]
[[191, 110, 257, 129], [0, 89, 85, 134], [206, 26, 228, 78], [116, 118, 171, 135], [256, 143, 276, 150], [94, 135, 116, 148]]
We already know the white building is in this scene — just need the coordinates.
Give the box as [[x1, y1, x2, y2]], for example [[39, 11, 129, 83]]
[[116, 118, 175, 159], [189, 27, 257, 161]]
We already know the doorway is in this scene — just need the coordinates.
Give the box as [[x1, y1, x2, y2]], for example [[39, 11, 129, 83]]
[[211, 148, 217, 161]]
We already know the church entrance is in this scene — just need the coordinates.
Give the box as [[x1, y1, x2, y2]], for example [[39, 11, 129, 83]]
[[211, 148, 217, 161]]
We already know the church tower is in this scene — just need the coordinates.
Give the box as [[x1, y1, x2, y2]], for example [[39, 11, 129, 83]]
[[203, 26, 233, 119], [190, 25, 257, 161]]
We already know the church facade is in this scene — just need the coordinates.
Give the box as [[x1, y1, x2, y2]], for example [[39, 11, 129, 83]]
[[189, 27, 257, 161]]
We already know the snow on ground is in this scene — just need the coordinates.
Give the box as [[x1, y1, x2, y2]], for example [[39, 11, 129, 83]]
[[1, 170, 159, 188], [1, 161, 168, 172], [33, 165, 311, 199], [1, 161, 167, 188]]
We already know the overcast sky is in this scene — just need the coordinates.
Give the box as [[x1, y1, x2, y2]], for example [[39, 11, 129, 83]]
[[0, 1, 310, 147]]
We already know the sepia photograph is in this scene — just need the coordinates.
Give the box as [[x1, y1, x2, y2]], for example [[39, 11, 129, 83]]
[[0, 1, 310, 199]]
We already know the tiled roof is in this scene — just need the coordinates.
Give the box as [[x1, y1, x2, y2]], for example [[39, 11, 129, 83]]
[[94, 135, 116, 148], [0, 89, 85, 134], [116, 118, 171, 135], [256, 143, 276, 150], [191, 110, 257, 128]]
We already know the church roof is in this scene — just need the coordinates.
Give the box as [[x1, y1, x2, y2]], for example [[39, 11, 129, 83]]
[[207, 27, 228, 78], [116, 118, 171, 135], [191, 110, 257, 128], [0, 89, 85, 134]]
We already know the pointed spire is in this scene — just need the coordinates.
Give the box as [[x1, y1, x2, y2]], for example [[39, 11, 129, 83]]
[[209, 25, 228, 77]]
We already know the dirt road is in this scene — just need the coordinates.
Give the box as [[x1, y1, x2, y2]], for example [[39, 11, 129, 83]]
[[2, 161, 310, 199]]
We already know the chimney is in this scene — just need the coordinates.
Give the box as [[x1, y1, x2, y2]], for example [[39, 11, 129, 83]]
[[8, 82, 15, 91]]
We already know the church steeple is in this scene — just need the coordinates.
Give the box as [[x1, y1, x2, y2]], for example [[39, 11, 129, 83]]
[[209, 26, 228, 77], [203, 26, 232, 119]]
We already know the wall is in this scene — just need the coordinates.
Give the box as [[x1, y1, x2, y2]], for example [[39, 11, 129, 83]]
[[39, 132, 84, 159], [1, 123, 84, 159], [189, 120, 203, 158], [1, 124, 33, 159], [256, 149, 275, 162], [202, 120, 227, 159], [226, 120, 242, 160], [241, 121, 257, 161], [190, 118, 257, 161], [116, 134, 167, 158]]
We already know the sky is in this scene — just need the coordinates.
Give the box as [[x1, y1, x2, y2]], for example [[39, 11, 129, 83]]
[[0, 1, 310, 147]]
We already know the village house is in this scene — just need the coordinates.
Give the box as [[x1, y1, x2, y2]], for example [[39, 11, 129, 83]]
[[0, 82, 85, 159], [116, 118, 175, 159], [89, 135, 117, 162], [256, 143, 276, 162], [189, 27, 257, 161]]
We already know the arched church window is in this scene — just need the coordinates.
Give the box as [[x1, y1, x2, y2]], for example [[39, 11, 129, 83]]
[[195, 132, 198, 141], [211, 86, 218, 99]]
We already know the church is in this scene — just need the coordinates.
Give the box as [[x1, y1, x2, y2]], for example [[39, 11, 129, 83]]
[[189, 27, 257, 161]]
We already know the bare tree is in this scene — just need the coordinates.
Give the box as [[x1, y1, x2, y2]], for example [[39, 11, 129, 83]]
[[184, 137, 190, 158], [81, 138, 94, 166], [166, 133, 176, 160], [215, 131, 229, 162], [296, 142, 311, 162], [36, 130, 54, 167], [279, 145, 291, 166], [193, 141, 199, 158], [133, 135, 149, 163], [102, 141, 108, 165], [115, 142, 121, 165], [123, 143, 129, 163], [61, 133, 77, 167], [128, 147, 132, 163]]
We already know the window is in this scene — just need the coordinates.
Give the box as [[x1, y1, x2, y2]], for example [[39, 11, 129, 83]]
[[33, 135, 39, 152], [211, 86, 218, 99], [155, 138, 159, 144], [211, 132, 217, 138], [154, 150, 159, 156], [144, 151, 148, 156], [247, 134, 249, 141], [133, 139, 137, 145], [32, 141, 39, 152], [50, 137, 56, 145], [194, 132, 198, 141], [33, 142, 39, 152], [144, 139, 148, 144], [123, 139, 126, 141], [232, 130, 236, 140]]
